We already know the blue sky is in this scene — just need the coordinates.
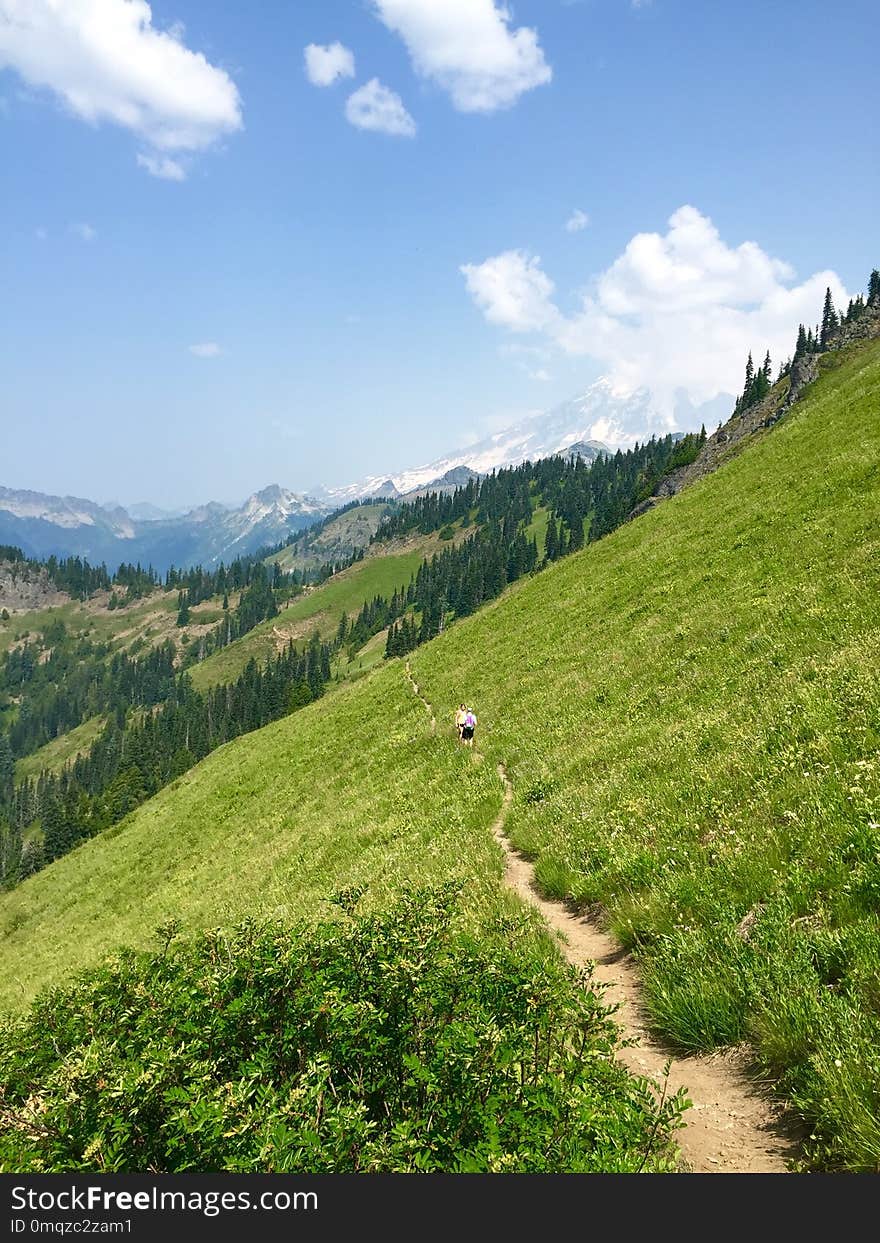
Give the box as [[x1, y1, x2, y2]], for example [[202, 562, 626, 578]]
[[1, 0, 877, 509]]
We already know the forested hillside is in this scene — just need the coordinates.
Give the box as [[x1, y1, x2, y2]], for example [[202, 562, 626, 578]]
[[1, 280, 878, 1169], [0, 419, 710, 887]]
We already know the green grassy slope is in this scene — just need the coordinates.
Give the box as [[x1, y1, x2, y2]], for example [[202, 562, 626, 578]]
[[2, 338, 878, 1166], [188, 545, 427, 691], [14, 715, 106, 781], [0, 589, 211, 662], [0, 672, 505, 1012], [411, 340, 880, 1169]]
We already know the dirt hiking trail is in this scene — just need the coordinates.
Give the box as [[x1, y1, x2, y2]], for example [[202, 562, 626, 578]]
[[405, 664, 800, 1174]]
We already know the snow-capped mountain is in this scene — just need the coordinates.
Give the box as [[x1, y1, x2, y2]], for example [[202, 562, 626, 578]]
[[1, 378, 729, 573], [0, 485, 328, 573], [0, 487, 136, 537], [212, 486, 326, 551], [320, 379, 672, 504]]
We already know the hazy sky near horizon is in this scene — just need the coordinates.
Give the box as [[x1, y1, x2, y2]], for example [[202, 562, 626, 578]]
[[1, 0, 877, 509]]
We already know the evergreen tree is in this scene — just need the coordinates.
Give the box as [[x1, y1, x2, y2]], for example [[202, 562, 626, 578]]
[[42, 796, 71, 862], [743, 352, 755, 397], [868, 268, 880, 306], [820, 287, 839, 348], [544, 516, 560, 563], [794, 323, 808, 360], [0, 816, 22, 885], [0, 734, 13, 801]]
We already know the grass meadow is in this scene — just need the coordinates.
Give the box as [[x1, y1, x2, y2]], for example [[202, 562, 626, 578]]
[[1, 339, 878, 1168]]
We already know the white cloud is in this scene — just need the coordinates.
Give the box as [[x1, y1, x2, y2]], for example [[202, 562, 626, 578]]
[[70, 221, 97, 241], [137, 151, 185, 180], [0, 0, 242, 177], [566, 208, 590, 233], [189, 342, 221, 358], [371, 0, 551, 112], [345, 78, 416, 137], [304, 41, 355, 87], [462, 205, 848, 414], [498, 341, 553, 383], [461, 250, 559, 333]]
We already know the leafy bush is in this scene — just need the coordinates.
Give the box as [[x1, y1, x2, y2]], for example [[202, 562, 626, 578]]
[[0, 886, 685, 1173]]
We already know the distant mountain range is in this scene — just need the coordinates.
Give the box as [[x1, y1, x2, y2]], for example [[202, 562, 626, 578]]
[[1, 378, 720, 573], [0, 485, 326, 574]]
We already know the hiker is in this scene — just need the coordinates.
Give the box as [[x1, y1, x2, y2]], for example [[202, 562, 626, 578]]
[[461, 707, 477, 748], [454, 703, 468, 741]]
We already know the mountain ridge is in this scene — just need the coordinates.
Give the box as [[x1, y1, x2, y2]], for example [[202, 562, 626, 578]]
[[0, 376, 723, 571], [0, 483, 326, 574]]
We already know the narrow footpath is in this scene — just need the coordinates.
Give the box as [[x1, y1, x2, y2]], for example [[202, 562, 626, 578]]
[[405, 663, 800, 1174]]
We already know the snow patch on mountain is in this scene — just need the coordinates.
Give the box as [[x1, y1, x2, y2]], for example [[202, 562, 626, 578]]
[[320, 378, 679, 503], [0, 488, 135, 537], [223, 485, 326, 547]]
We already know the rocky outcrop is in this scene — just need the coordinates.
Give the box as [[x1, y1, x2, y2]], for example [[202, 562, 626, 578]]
[[0, 560, 68, 614], [828, 302, 880, 350]]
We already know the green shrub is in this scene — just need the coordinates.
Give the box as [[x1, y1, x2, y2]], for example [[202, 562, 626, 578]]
[[0, 886, 685, 1173]]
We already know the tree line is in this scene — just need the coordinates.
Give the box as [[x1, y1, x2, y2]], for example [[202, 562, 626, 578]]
[[1, 624, 178, 760], [381, 431, 705, 657], [1, 633, 334, 884], [733, 266, 880, 417]]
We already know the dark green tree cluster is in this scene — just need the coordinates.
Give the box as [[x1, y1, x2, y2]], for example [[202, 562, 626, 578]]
[[586, 434, 704, 539], [375, 478, 482, 541], [5, 635, 334, 881], [733, 351, 773, 416], [793, 322, 822, 361], [820, 287, 839, 349], [843, 293, 870, 324], [377, 433, 708, 565], [1, 549, 163, 604], [409, 520, 539, 642], [385, 615, 420, 658], [0, 550, 113, 600], [176, 565, 281, 666], [791, 270, 878, 365], [380, 432, 712, 662], [1, 630, 177, 760], [108, 563, 159, 605], [165, 548, 304, 603]]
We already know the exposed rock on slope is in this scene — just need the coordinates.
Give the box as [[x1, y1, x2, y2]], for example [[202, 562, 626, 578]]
[[0, 559, 68, 613]]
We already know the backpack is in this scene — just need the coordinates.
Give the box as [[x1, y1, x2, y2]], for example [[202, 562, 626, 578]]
[[465, 711, 476, 728]]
